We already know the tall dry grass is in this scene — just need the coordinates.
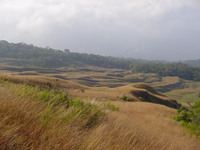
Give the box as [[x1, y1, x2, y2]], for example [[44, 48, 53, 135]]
[[80, 102, 200, 150], [0, 79, 105, 150], [0, 76, 200, 150]]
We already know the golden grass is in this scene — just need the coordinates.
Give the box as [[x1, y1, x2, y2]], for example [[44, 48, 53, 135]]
[[0, 74, 88, 89], [165, 80, 200, 102], [1, 75, 200, 149], [0, 74, 179, 109], [0, 96, 86, 149], [151, 76, 181, 88], [2, 65, 200, 103], [0, 79, 104, 150], [81, 102, 200, 150]]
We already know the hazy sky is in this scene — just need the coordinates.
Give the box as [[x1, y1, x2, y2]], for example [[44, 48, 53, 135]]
[[0, 0, 200, 60]]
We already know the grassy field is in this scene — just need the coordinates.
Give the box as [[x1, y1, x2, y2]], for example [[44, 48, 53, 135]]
[[1, 65, 200, 103], [0, 74, 200, 149]]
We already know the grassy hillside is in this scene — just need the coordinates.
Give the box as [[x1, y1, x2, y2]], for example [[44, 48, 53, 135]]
[[1, 74, 200, 149], [1, 65, 199, 104], [0, 74, 180, 109]]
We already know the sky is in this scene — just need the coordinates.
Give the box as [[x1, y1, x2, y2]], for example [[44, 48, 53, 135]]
[[0, 0, 200, 61]]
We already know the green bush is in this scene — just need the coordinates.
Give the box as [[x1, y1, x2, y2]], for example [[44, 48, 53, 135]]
[[175, 101, 200, 136], [120, 95, 132, 102]]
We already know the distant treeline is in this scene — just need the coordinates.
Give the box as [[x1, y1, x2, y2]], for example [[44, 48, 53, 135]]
[[0, 40, 132, 69], [131, 62, 200, 81], [182, 59, 200, 68], [1, 40, 200, 81]]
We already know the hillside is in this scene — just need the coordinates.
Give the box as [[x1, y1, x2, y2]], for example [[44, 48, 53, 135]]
[[1, 74, 200, 150]]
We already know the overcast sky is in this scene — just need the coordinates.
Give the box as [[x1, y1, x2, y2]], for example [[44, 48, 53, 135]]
[[0, 0, 200, 61]]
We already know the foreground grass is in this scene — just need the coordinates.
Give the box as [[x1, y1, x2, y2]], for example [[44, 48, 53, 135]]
[[0, 78, 114, 150], [0, 75, 200, 150]]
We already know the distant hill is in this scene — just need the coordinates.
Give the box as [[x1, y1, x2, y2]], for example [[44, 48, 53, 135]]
[[0, 40, 133, 69], [1, 40, 200, 81]]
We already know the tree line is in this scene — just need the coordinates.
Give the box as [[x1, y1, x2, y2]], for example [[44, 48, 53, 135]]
[[131, 62, 200, 81]]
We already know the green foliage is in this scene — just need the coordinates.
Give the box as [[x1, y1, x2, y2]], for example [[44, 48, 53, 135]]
[[175, 101, 200, 136], [16, 85, 68, 105], [17, 84, 104, 126], [62, 98, 105, 128], [120, 95, 132, 102], [41, 103, 54, 124], [132, 62, 200, 81]]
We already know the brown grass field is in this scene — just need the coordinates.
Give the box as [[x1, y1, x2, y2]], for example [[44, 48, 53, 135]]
[[1, 65, 200, 103], [0, 74, 200, 150]]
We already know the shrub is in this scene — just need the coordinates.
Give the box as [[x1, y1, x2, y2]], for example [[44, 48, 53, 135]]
[[175, 101, 200, 136], [120, 95, 132, 102]]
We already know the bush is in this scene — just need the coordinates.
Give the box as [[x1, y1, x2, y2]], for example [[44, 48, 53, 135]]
[[175, 101, 200, 136], [120, 95, 132, 102]]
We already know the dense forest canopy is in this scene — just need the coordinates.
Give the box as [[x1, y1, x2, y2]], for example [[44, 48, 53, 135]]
[[1, 40, 200, 81]]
